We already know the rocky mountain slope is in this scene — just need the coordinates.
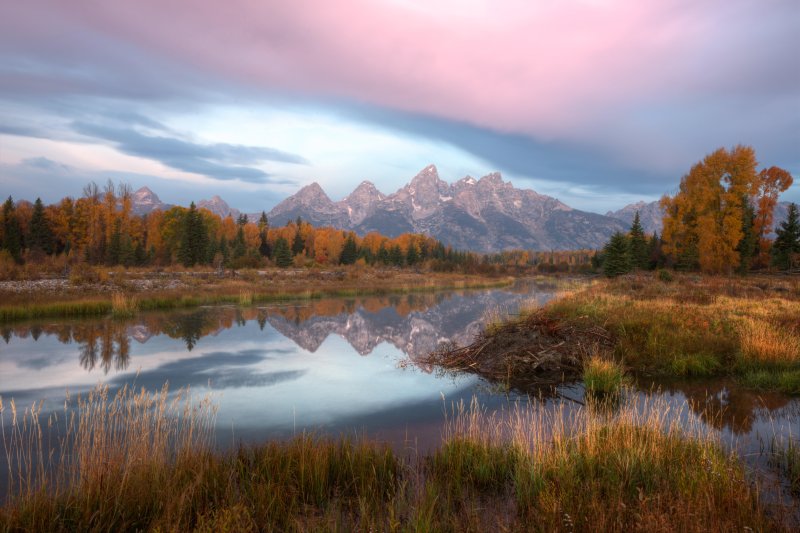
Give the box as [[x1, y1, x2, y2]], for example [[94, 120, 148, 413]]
[[266, 165, 626, 251]]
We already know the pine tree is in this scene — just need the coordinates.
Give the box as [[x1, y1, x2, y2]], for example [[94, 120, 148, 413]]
[[2, 196, 23, 263], [107, 218, 123, 265], [628, 211, 648, 269], [406, 243, 419, 265], [28, 198, 54, 254], [178, 202, 208, 267], [273, 237, 293, 267], [772, 203, 800, 271], [339, 234, 358, 264], [233, 225, 246, 259], [602, 231, 632, 277], [258, 211, 269, 231], [377, 243, 389, 264], [291, 229, 305, 256], [258, 231, 271, 258], [389, 245, 404, 266], [646, 232, 664, 270]]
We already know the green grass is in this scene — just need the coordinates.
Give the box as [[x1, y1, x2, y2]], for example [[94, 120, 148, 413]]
[[583, 356, 627, 394], [739, 369, 800, 395], [770, 437, 800, 495]]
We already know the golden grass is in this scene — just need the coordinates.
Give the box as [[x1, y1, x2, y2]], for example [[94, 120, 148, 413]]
[[238, 289, 253, 306], [582, 355, 627, 395], [542, 273, 800, 385], [737, 317, 800, 367], [111, 292, 138, 318]]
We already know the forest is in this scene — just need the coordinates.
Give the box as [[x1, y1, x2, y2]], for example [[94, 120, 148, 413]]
[[0, 182, 598, 277]]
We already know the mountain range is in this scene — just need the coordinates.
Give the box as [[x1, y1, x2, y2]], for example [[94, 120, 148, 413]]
[[130, 165, 794, 251]]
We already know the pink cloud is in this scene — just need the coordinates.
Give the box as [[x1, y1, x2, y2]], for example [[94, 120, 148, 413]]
[[3, 1, 797, 156]]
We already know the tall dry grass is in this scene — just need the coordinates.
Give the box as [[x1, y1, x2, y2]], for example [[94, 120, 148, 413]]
[[111, 292, 138, 318], [1, 384, 215, 504], [0, 388, 790, 531]]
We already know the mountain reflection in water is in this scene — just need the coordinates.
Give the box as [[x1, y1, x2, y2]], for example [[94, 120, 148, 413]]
[[1, 283, 798, 451]]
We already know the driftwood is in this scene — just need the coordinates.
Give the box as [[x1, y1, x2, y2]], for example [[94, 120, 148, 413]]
[[421, 311, 614, 392]]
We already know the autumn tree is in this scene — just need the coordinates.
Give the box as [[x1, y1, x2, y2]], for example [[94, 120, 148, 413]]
[[752, 166, 793, 268], [660, 146, 780, 274], [772, 203, 800, 270]]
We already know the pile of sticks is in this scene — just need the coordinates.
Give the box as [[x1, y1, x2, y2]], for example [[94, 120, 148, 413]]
[[423, 312, 614, 390]]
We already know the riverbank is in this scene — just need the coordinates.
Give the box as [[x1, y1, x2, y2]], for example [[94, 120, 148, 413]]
[[425, 272, 800, 394], [0, 268, 514, 323], [1, 385, 790, 531]]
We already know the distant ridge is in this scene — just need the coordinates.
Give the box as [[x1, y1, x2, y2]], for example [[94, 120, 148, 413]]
[[265, 164, 626, 251], [129, 171, 795, 252]]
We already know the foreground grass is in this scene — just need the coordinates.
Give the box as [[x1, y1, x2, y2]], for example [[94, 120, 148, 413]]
[[1, 386, 790, 531], [0, 269, 513, 323], [542, 273, 800, 393]]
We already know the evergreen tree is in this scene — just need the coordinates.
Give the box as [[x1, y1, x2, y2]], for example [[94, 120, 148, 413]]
[[258, 231, 271, 258], [28, 198, 54, 254], [389, 245, 404, 266], [273, 237, 293, 267], [772, 203, 800, 270], [377, 243, 389, 264], [237, 214, 248, 226], [233, 225, 246, 259], [406, 243, 419, 265], [602, 231, 632, 277], [628, 211, 648, 269], [2, 196, 23, 263], [291, 229, 305, 256], [219, 237, 230, 264], [178, 202, 208, 267], [107, 218, 123, 265], [646, 232, 664, 270], [339, 234, 358, 264], [258, 211, 269, 231], [736, 198, 756, 274]]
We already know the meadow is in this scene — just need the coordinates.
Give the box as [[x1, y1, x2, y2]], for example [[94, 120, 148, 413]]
[[428, 272, 800, 395]]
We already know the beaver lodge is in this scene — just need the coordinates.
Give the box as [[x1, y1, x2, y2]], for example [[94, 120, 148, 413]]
[[421, 310, 614, 392]]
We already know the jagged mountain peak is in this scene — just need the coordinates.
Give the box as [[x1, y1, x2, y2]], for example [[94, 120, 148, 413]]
[[408, 164, 443, 187], [131, 186, 169, 215]]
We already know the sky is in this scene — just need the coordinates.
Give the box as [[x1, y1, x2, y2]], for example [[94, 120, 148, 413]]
[[0, 0, 798, 214]]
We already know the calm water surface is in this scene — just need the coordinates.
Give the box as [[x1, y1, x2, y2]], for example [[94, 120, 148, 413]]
[[1, 281, 798, 508]]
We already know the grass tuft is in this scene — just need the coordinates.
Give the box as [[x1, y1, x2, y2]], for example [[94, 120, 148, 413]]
[[111, 292, 138, 318], [583, 356, 627, 394]]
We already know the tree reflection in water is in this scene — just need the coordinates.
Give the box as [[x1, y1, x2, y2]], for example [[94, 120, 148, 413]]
[[635, 377, 795, 435]]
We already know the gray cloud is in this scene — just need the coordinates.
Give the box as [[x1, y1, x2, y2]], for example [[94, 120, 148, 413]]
[[21, 156, 73, 172], [71, 119, 307, 183]]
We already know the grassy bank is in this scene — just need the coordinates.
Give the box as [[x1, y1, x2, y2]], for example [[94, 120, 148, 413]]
[[0, 269, 513, 323], [1, 386, 787, 531], [427, 272, 800, 395], [548, 273, 800, 393]]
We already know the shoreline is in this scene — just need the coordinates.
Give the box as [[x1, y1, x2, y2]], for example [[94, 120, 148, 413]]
[[0, 268, 517, 323]]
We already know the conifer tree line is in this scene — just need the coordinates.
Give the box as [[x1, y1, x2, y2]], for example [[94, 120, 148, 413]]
[[597, 146, 797, 276], [0, 181, 480, 270]]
